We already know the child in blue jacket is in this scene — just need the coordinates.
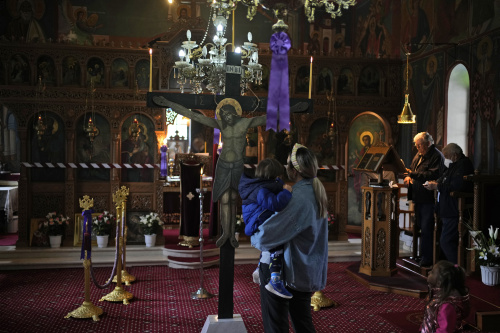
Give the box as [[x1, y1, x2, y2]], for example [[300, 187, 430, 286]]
[[239, 158, 292, 298]]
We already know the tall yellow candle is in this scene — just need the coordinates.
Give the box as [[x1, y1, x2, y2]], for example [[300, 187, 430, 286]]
[[308, 56, 313, 99], [149, 48, 153, 92]]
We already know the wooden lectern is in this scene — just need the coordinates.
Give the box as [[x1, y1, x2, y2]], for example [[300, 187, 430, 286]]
[[354, 144, 406, 277]]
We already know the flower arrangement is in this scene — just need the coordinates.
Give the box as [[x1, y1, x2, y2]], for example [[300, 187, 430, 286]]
[[466, 222, 500, 267], [235, 215, 245, 234], [92, 211, 116, 236], [327, 213, 336, 233], [40, 212, 70, 236], [139, 212, 164, 235]]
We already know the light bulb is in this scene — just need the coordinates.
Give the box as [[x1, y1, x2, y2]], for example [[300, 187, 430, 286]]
[[186, 30, 191, 40], [248, 32, 252, 43], [235, 47, 241, 53], [217, 24, 223, 32], [202, 46, 207, 57], [179, 49, 185, 59]]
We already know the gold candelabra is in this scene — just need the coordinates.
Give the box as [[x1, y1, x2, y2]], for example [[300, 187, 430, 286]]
[[100, 186, 133, 304]]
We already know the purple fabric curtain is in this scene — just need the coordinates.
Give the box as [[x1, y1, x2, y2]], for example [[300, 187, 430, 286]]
[[266, 31, 291, 132], [80, 209, 94, 260], [160, 145, 168, 177]]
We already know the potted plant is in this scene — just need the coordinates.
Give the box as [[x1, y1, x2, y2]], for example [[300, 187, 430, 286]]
[[139, 212, 164, 247], [466, 223, 500, 286], [92, 211, 116, 248], [40, 212, 70, 248], [328, 213, 336, 233], [235, 215, 245, 241]]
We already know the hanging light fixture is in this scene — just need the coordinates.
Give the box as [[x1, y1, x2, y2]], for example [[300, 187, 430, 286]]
[[173, 2, 262, 95], [398, 51, 416, 124], [302, 0, 357, 23], [224, 1, 356, 23], [83, 78, 99, 158], [170, 1, 355, 94], [34, 76, 47, 144]]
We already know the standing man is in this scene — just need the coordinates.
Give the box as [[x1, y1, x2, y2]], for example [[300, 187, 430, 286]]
[[404, 132, 444, 267], [153, 96, 266, 248], [423, 143, 474, 264]]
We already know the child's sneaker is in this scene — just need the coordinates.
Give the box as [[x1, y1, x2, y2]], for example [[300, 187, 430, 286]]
[[265, 276, 293, 299], [252, 268, 260, 284]]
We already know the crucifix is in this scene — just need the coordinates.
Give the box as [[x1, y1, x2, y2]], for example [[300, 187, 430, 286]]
[[147, 49, 312, 319]]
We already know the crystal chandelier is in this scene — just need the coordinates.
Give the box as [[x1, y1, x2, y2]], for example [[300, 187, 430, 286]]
[[302, 0, 357, 23], [173, 2, 262, 95]]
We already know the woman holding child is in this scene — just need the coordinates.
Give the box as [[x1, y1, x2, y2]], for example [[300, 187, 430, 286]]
[[251, 144, 329, 333]]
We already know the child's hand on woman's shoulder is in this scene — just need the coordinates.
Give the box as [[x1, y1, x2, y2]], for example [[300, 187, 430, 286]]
[[283, 184, 292, 192]]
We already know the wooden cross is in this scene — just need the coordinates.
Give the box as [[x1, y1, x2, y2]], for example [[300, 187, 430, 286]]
[[147, 52, 312, 320]]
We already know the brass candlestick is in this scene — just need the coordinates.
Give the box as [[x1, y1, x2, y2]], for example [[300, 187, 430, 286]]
[[100, 187, 133, 305], [65, 196, 103, 321]]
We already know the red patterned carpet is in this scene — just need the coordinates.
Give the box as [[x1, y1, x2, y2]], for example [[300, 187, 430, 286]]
[[0, 261, 495, 332], [0, 262, 435, 333]]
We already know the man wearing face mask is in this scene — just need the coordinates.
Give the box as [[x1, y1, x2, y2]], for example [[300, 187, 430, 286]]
[[404, 132, 444, 267], [423, 143, 474, 264]]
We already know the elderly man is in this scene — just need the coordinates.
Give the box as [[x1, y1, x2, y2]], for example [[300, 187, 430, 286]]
[[404, 132, 444, 267], [423, 143, 474, 264]]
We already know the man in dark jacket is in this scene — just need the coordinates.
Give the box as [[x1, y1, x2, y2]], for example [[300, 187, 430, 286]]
[[423, 143, 474, 264], [404, 132, 444, 267]]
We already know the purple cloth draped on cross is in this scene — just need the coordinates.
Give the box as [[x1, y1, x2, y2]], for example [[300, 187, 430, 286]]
[[160, 145, 168, 177], [266, 31, 291, 132], [81, 209, 94, 259]]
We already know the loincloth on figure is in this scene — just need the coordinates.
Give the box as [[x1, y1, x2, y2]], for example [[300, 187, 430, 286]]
[[212, 158, 244, 202]]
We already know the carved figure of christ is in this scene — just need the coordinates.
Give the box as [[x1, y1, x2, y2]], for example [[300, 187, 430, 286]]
[[153, 95, 266, 248]]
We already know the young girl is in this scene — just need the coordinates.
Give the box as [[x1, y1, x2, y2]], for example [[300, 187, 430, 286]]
[[239, 158, 293, 299], [421, 260, 470, 333]]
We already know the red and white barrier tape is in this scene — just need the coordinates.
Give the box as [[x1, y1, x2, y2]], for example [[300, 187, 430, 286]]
[[22, 162, 345, 170], [22, 162, 160, 169]]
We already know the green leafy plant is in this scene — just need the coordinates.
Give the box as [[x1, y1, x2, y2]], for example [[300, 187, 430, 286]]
[[464, 221, 500, 267], [92, 211, 116, 236], [139, 212, 164, 235], [40, 212, 70, 236]]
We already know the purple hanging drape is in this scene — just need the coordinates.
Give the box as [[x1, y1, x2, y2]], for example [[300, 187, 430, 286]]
[[160, 145, 168, 177], [266, 31, 291, 132], [80, 209, 94, 260]]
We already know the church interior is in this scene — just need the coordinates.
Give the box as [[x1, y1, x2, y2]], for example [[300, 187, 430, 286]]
[[1, 0, 500, 332]]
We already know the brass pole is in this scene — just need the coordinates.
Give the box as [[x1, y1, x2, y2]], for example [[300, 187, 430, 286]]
[[65, 196, 103, 321], [113, 200, 136, 285], [100, 186, 133, 304]]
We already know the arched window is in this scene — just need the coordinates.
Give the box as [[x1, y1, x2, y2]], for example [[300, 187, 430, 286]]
[[446, 64, 469, 154]]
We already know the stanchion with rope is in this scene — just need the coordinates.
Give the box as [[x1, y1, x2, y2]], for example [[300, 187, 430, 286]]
[[191, 188, 215, 299], [112, 200, 135, 286], [65, 195, 103, 321], [100, 186, 133, 305]]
